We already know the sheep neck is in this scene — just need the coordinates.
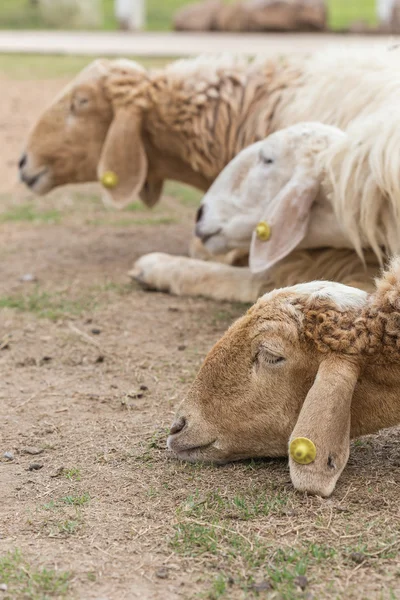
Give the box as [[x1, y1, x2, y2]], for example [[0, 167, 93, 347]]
[[351, 365, 400, 437], [142, 59, 303, 189], [300, 298, 400, 436]]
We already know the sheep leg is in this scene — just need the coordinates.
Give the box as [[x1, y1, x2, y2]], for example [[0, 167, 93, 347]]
[[188, 236, 249, 267], [129, 252, 265, 303]]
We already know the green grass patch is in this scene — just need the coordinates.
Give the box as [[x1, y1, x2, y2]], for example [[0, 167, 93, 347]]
[[0, 280, 133, 321], [56, 519, 80, 536], [328, 0, 377, 29], [205, 574, 228, 600], [164, 182, 202, 208], [87, 215, 178, 227], [0, 549, 71, 599], [178, 489, 288, 521], [171, 523, 339, 598], [61, 493, 90, 507], [0, 54, 172, 79], [0, 289, 90, 321], [0, 203, 62, 224], [63, 467, 81, 481]]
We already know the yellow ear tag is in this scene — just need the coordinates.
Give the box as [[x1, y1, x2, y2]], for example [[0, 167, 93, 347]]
[[289, 437, 317, 465], [255, 221, 271, 241], [100, 171, 118, 189]]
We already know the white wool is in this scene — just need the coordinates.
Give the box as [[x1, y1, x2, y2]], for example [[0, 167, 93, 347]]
[[289, 281, 368, 310], [322, 107, 400, 264], [279, 45, 400, 130], [263, 280, 368, 311]]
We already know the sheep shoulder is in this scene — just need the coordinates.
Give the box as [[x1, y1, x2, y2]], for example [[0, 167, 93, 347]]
[[143, 55, 304, 178]]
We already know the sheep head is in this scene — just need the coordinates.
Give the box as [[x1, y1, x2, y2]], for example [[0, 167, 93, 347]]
[[195, 122, 348, 272], [167, 279, 375, 497], [19, 59, 163, 208]]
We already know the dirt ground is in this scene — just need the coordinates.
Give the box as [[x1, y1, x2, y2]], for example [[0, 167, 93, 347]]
[[0, 65, 400, 600]]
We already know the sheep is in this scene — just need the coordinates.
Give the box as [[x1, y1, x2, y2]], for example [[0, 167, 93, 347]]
[[166, 257, 400, 497], [18, 47, 400, 262], [130, 114, 400, 300]]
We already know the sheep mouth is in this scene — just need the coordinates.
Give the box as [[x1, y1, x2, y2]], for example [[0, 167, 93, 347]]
[[167, 437, 216, 460], [198, 229, 222, 244], [196, 229, 231, 254], [21, 168, 49, 192]]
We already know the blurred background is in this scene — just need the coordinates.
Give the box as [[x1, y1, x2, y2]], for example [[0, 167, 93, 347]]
[[0, 0, 397, 33]]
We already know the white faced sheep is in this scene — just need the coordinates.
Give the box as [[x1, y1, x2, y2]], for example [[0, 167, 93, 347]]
[[167, 257, 400, 497], [131, 116, 399, 300], [18, 47, 400, 260]]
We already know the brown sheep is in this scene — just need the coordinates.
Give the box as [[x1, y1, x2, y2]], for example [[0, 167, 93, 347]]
[[167, 258, 400, 496], [20, 48, 400, 213], [19, 48, 400, 266]]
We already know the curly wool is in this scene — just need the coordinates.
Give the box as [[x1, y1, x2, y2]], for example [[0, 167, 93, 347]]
[[300, 258, 400, 359]]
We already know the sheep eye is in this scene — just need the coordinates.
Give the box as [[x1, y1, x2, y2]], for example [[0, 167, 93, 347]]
[[262, 157, 274, 165], [254, 349, 285, 367], [264, 355, 285, 365], [71, 97, 89, 113]]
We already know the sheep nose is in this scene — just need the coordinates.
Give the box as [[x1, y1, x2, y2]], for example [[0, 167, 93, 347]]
[[170, 416, 186, 435], [19, 153, 27, 170], [196, 205, 204, 223]]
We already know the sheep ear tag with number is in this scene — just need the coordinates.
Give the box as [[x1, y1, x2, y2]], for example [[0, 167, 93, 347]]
[[100, 171, 119, 189], [289, 437, 317, 465], [255, 221, 271, 241]]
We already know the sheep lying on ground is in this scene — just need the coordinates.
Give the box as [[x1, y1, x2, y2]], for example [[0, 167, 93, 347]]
[[131, 116, 400, 299], [19, 47, 400, 261], [167, 257, 400, 496], [196, 119, 400, 270]]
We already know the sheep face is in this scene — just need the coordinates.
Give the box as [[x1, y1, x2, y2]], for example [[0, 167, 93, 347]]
[[168, 281, 367, 496], [168, 296, 316, 463], [19, 59, 159, 208], [20, 61, 113, 195], [195, 122, 347, 271]]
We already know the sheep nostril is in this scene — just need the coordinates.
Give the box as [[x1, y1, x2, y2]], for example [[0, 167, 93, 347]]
[[18, 153, 27, 170], [170, 416, 186, 435], [196, 205, 204, 223]]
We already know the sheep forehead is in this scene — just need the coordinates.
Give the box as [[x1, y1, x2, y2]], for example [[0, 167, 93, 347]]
[[269, 122, 343, 152], [202, 141, 263, 205], [74, 59, 111, 83], [109, 58, 145, 73], [263, 281, 368, 311], [223, 142, 263, 192], [74, 59, 145, 86]]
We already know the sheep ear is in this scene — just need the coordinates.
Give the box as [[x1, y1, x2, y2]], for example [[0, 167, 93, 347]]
[[139, 175, 164, 208], [98, 108, 148, 208], [249, 173, 319, 274], [289, 356, 359, 498]]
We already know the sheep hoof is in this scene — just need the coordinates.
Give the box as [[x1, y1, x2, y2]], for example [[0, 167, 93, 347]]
[[128, 253, 173, 292], [129, 265, 156, 291]]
